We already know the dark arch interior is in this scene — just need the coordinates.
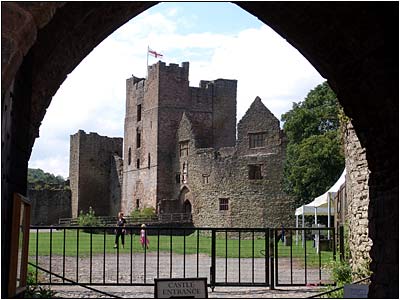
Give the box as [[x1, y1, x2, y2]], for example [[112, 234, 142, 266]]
[[1, 2, 398, 298]]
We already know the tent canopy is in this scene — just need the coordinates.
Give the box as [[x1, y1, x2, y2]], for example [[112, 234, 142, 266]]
[[295, 168, 346, 216]]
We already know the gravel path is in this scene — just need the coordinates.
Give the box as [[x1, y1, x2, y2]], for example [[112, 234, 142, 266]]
[[32, 252, 331, 298]]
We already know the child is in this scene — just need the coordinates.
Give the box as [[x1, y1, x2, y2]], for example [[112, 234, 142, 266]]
[[140, 224, 149, 249]]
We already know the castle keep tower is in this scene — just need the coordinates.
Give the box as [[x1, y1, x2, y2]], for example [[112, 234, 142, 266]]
[[122, 61, 237, 213], [69, 130, 123, 218]]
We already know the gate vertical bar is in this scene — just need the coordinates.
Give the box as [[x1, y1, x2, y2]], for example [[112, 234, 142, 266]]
[[63, 228, 65, 284], [130, 231, 133, 284], [49, 228, 53, 284], [35, 229, 39, 283], [117, 236, 120, 284], [210, 229, 216, 291], [103, 228, 106, 284], [290, 229, 293, 285], [183, 229, 186, 278], [265, 229, 269, 286], [252, 230, 255, 284], [225, 230, 228, 283], [269, 228, 274, 290], [304, 229, 307, 285], [274, 228, 278, 286], [76, 229, 79, 283], [196, 229, 199, 277], [157, 228, 160, 279], [90, 228, 93, 284], [170, 229, 173, 278], [238, 230, 241, 283], [318, 228, 322, 282]]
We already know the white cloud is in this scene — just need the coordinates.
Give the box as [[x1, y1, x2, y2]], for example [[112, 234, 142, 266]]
[[29, 4, 324, 178]]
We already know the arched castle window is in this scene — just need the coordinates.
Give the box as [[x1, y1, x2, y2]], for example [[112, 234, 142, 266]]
[[136, 159, 140, 169], [128, 147, 131, 165], [148, 153, 151, 169]]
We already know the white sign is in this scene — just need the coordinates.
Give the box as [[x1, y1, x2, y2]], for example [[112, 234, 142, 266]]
[[344, 284, 369, 298], [155, 278, 208, 298]]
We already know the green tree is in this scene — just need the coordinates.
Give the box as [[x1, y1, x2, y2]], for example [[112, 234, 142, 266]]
[[27, 168, 67, 190], [281, 81, 345, 206]]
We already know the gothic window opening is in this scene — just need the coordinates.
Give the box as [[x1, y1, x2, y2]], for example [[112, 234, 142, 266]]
[[137, 104, 142, 122], [136, 129, 141, 148], [128, 147, 132, 165], [219, 198, 229, 211], [182, 162, 188, 184], [202, 174, 209, 184], [179, 141, 189, 157], [249, 132, 267, 148], [175, 173, 181, 184], [148, 153, 151, 169], [136, 159, 140, 169], [248, 165, 262, 180]]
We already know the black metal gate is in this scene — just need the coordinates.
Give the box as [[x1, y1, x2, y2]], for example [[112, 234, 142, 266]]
[[29, 226, 338, 289]]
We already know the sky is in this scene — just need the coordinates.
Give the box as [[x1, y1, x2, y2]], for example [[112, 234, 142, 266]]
[[28, 2, 325, 179]]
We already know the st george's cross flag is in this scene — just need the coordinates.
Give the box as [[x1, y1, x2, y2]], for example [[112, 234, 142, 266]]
[[148, 47, 163, 58]]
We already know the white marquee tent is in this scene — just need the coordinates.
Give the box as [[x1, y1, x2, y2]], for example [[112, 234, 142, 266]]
[[295, 168, 346, 242]]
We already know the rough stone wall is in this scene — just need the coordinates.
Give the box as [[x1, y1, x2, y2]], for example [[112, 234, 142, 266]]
[[69, 130, 122, 217], [110, 154, 123, 217], [28, 188, 71, 225], [344, 120, 372, 277], [173, 97, 295, 228]]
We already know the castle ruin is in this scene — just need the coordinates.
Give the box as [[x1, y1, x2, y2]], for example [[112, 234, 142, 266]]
[[69, 61, 296, 227]]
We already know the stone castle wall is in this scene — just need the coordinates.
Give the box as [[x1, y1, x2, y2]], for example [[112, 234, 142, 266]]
[[344, 120, 372, 277], [174, 96, 295, 228], [70, 130, 123, 217], [29, 188, 71, 225]]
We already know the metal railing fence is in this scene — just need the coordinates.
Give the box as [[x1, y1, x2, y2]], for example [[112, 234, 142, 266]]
[[29, 226, 340, 289]]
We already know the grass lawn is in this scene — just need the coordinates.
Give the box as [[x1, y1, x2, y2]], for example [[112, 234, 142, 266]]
[[29, 229, 335, 268]]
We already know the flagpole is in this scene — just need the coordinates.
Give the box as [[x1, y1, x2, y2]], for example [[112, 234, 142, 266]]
[[146, 45, 149, 78]]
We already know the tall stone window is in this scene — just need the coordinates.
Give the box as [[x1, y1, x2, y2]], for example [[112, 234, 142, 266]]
[[136, 159, 140, 169], [137, 104, 142, 122], [202, 174, 209, 184], [179, 141, 189, 157], [128, 147, 132, 165], [136, 129, 141, 148], [182, 162, 188, 183], [249, 132, 266, 148], [148, 153, 151, 169], [219, 198, 229, 211], [248, 165, 262, 180], [136, 199, 140, 210], [175, 173, 181, 184]]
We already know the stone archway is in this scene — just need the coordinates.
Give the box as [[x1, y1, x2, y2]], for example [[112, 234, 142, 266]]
[[179, 186, 192, 214], [1, 2, 398, 298]]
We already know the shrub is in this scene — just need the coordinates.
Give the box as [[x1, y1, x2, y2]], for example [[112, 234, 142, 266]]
[[24, 286, 57, 298], [130, 207, 156, 220], [77, 207, 104, 232]]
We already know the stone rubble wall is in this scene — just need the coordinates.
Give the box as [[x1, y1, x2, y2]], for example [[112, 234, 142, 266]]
[[344, 120, 372, 277]]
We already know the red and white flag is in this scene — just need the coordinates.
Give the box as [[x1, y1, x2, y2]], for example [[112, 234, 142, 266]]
[[148, 47, 163, 58]]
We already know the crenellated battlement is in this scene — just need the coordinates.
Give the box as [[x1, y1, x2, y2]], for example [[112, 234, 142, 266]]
[[147, 61, 190, 81]]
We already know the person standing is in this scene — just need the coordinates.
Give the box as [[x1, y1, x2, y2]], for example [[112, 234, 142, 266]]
[[140, 224, 149, 249], [114, 212, 126, 249]]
